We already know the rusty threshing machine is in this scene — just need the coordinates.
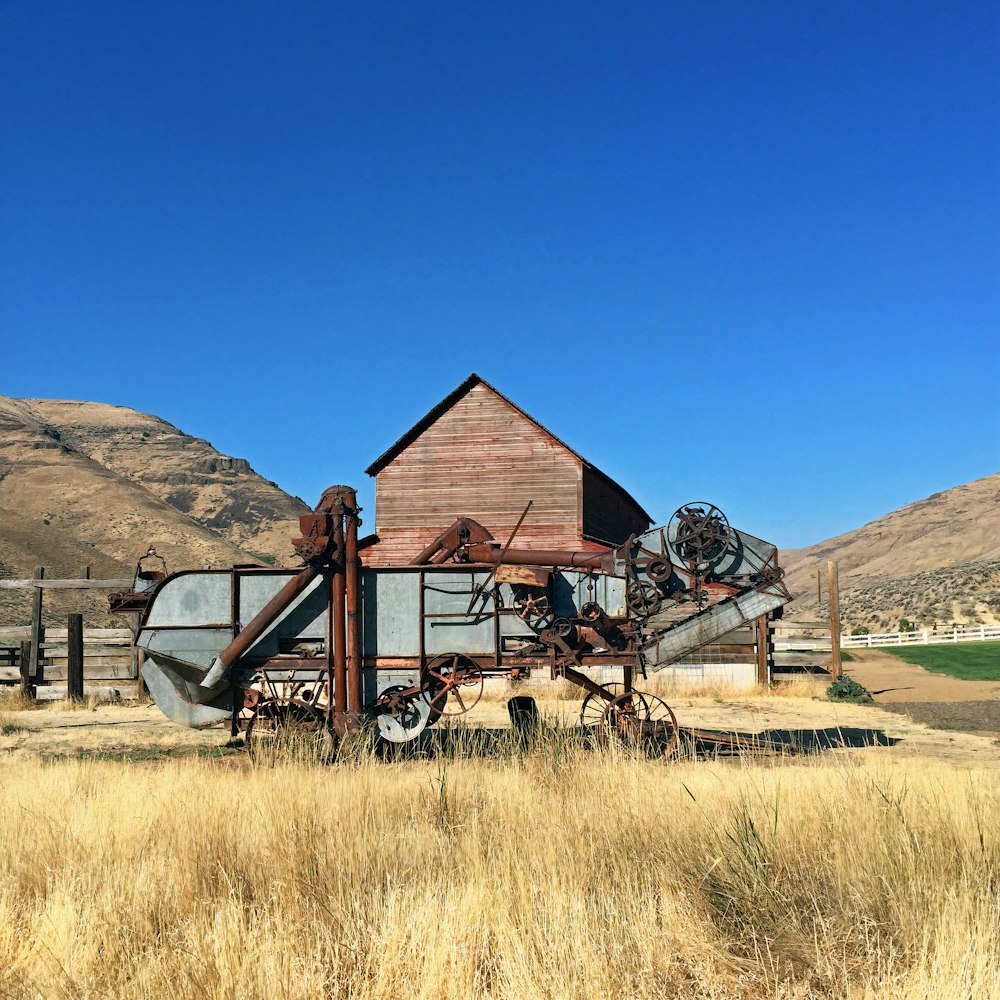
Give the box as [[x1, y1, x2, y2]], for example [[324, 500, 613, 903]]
[[113, 486, 790, 752]]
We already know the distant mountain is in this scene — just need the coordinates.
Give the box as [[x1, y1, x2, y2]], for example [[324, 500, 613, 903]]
[[0, 395, 309, 623], [780, 473, 1000, 630]]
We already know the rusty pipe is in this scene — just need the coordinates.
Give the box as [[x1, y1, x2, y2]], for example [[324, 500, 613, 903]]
[[201, 563, 320, 688], [464, 544, 613, 572], [343, 489, 362, 714]]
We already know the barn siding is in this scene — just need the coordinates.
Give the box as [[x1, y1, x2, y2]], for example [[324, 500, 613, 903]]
[[363, 381, 651, 566], [366, 385, 585, 565], [582, 467, 652, 545]]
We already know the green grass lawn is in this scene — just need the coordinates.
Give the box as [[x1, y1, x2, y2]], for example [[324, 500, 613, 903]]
[[878, 641, 1000, 681]]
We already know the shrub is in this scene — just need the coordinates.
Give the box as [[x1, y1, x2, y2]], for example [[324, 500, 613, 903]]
[[827, 675, 874, 704]]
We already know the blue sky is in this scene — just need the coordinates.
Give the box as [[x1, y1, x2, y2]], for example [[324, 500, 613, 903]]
[[2, 1, 997, 548]]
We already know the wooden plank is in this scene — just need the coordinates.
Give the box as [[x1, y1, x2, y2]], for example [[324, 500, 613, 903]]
[[29, 567, 44, 682], [41, 629, 132, 640], [67, 614, 84, 700], [1, 663, 137, 681], [19, 639, 32, 695], [40, 655, 132, 668], [0, 579, 132, 590]]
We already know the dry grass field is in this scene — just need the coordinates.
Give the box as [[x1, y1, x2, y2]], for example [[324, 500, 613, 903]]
[[0, 719, 998, 1000]]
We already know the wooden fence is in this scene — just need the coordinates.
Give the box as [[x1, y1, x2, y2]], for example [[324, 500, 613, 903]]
[[0, 626, 136, 685], [841, 624, 1000, 649]]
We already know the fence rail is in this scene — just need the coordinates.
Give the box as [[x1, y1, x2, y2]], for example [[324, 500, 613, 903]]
[[841, 624, 1000, 649], [0, 627, 135, 684]]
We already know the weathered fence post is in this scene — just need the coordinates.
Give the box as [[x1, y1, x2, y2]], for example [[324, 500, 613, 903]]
[[19, 639, 33, 696], [67, 613, 84, 701], [29, 566, 44, 687], [828, 560, 841, 680]]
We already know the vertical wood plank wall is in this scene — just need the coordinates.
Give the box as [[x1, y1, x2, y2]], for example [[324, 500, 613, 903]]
[[364, 384, 650, 565]]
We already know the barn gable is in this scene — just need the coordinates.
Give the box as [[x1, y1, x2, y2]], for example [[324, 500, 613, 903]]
[[362, 375, 651, 566]]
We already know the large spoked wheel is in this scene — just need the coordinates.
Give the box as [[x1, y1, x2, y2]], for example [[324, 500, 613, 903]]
[[245, 699, 332, 761], [512, 589, 554, 630], [600, 691, 679, 756], [421, 652, 485, 718], [670, 502, 731, 569], [579, 683, 649, 728]]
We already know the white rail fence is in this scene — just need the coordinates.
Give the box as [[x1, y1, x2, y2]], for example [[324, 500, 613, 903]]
[[841, 624, 1000, 650]]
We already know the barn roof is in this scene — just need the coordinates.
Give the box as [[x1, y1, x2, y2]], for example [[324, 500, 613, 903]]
[[364, 373, 653, 524]]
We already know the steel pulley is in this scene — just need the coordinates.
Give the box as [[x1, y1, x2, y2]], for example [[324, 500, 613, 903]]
[[373, 684, 432, 743], [669, 503, 731, 569]]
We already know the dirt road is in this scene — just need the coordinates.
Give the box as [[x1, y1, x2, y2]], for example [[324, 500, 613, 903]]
[[845, 648, 1000, 702]]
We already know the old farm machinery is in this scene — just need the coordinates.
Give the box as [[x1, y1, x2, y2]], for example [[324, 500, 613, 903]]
[[113, 486, 790, 752]]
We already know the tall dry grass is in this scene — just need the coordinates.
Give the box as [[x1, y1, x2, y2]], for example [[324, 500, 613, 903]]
[[0, 747, 996, 999]]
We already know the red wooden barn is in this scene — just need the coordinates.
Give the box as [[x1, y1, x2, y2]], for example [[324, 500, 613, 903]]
[[360, 374, 652, 567]]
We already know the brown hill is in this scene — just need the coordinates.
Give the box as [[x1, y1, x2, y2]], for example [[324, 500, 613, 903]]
[[0, 396, 309, 623], [26, 399, 308, 564], [780, 472, 1000, 630]]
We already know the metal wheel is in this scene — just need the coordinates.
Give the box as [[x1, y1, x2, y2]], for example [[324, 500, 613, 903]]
[[579, 682, 649, 727], [645, 557, 672, 583], [670, 503, 731, 569], [245, 699, 332, 760], [513, 590, 554, 629], [421, 652, 485, 717], [373, 684, 431, 744], [627, 578, 661, 616], [600, 691, 679, 755]]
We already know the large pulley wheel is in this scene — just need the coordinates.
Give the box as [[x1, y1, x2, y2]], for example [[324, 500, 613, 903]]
[[579, 682, 649, 728], [421, 652, 485, 717], [374, 684, 431, 744], [626, 578, 661, 617], [245, 699, 331, 760], [512, 590, 554, 629], [670, 503, 730, 569], [600, 691, 679, 756]]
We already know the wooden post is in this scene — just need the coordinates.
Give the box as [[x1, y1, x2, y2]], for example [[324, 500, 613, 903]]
[[828, 560, 841, 679], [817, 568, 822, 605], [754, 614, 770, 686], [67, 613, 84, 701], [79, 566, 91, 580], [28, 566, 44, 686], [19, 639, 32, 696]]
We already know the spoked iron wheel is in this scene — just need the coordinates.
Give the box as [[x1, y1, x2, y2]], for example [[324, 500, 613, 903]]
[[512, 590, 554, 630], [245, 699, 332, 761], [579, 683, 649, 728], [421, 652, 485, 718], [626, 578, 662, 617], [600, 691, 679, 756]]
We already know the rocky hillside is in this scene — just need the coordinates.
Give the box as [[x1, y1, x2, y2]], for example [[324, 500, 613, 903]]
[[0, 395, 309, 623], [26, 399, 308, 564], [781, 472, 1000, 631]]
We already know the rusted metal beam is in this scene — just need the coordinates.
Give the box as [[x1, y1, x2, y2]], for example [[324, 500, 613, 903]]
[[344, 489, 362, 716], [331, 512, 348, 725]]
